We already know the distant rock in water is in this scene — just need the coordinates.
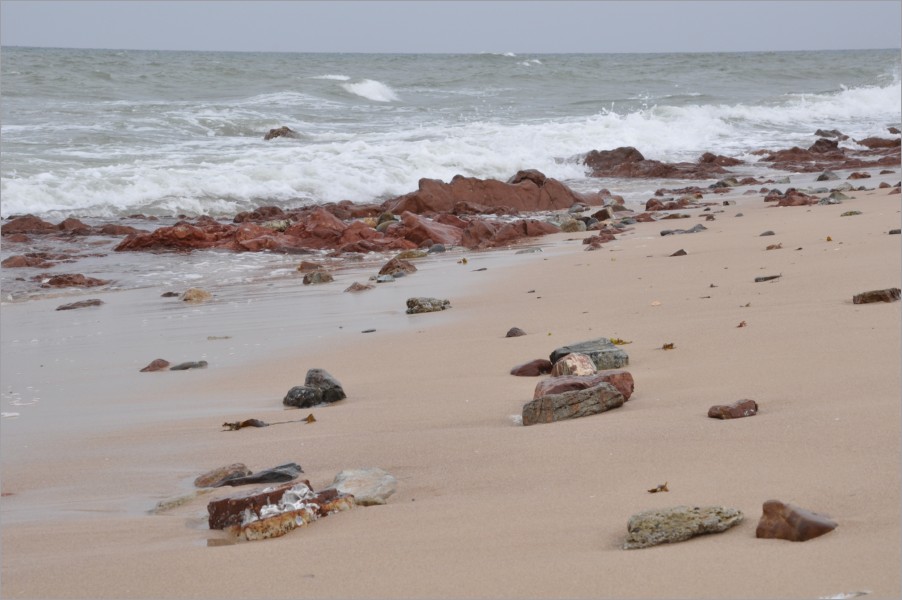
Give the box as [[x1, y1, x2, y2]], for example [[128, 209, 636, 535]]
[[140, 359, 170, 372], [263, 126, 300, 141], [56, 299, 104, 311]]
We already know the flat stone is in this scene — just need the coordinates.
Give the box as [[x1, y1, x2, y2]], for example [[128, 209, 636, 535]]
[[510, 359, 553, 376], [195, 463, 253, 488], [549, 338, 629, 370], [708, 399, 758, 419], [549, 352, 597, 377], [623, 505, 744, 549], [56, 299, 104, 311], [852, 288, 900, 304], [212, 462, 304, 488], [325, 467, 397, 506], [169, 361, 208, 371], [756, 499, 837, 542], [522, 382, 624, 426], [406, 297, 451, 314], [533, 370, 634, 402], [240, 487, 355, 541]]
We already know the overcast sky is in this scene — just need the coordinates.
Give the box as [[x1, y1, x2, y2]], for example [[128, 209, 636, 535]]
[[1, 1, 900, 54]]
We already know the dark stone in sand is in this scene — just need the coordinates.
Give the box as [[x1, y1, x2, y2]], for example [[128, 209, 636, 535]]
[[55, 299, 104, 311], [344, 281, 374, 292], [760, 230, 775, 236], [660, 224, 706, 236], [304, 368, 347, 404], [283, 386, 322, 408], [755, 275, 782, 283], [852, 288, 901, 304], [670, 249, 687, 257], [549, 338, 629, 370], [169, 360, 208, 371], [889, 229, 901, 235], [708, 399, 758, 419], [505, 327, 527, 338], [160, 291, 180, 298], [302, 270, 334, 285], [510, 359, 553, 377], [406, 297, 451, 314], [140, 359, 170, 372], [756, 500, 837, 542], [213, 462, 304, 487], [263, 126, 300, 141]]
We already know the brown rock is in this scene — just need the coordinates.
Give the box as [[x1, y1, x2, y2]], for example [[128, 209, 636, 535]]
[[847, 171, 871, 180], [510, 359, 553, 377], [194, 463, 252, 488], [41, 274, 110, 288], [1, 255, 54, 268], [344, 281, 374, 293], [302, 270, 334, 285], [808, 138, 839, 153], [208, 482, 300, 529], [756, 499, 837, 542], [522, 382, 624, 426], [181, 287, 212, 303], [140, 359, 171, 372], [852, 288, 901, 304], [533, 370, 634, 402], [549, 353, 597, 377], [707, 399, 758, 419], [584, 146, 728, 179], [856, 136, 900, 149], [379, 256, 417, 276], [263, 126, 300, 141], [397, 211, 465, 247], [1, 214, 58, 235]]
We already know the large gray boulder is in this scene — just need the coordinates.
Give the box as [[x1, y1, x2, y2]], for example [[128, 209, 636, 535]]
[[549, 338, 629, 370], [623, 505, 743, 549], [521, 382, 624, 426]]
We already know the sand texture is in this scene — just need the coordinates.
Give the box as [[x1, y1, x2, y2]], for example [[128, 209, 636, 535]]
[[1, 187, 900, 599]]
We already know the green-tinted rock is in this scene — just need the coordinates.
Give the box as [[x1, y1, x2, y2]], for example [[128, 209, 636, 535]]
[[623, 505, 743, 550], [549, 338, 629, 370]]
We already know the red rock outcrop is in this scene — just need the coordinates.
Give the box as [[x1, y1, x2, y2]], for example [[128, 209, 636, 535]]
[[1, 215, 58, 235], [584, 147, 730, 179]]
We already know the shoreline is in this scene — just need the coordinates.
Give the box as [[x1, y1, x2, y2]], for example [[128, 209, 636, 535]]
[[1, 184, 900, 598]]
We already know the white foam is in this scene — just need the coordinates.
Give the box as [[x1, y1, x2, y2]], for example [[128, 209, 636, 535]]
[[340, 79, 400, 102], [310, 74, 350, 81]]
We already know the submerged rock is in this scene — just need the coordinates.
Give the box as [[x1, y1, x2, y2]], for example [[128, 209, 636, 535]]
[[169, 360, 208, 371], [755, 499, 837, 542], [194, 463, 253, 488], [56, 299, 104, 311], [211, 462, 304, 487], [140, 358, 171, 372], [623, 505, 744, 549]]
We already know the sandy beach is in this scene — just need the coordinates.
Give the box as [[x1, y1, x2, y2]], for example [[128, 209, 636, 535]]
[[1, 184, 900, 599]]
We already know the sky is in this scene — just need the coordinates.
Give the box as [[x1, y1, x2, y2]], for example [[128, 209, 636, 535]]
[[0, 0, 900, 54]]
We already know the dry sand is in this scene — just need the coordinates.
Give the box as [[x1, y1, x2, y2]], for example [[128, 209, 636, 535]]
[[1, 186, 900, 599]]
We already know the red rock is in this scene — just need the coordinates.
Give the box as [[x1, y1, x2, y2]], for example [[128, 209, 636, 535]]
[[510, 359, 553, 377], [97, 224, 142, 236], [41, 274, 110, 288], [1, 215, 58, 235], [56, 217, 92, 234], [533, 370, 634, 401], [707, 399, 758, 419], [379, 256, 417, 276], [208, 482, 301, 529], [115, 222, 229, 251], [140, 358, 171, 372], [755, 500, 837, 542], [233, 206, 286, 223], [263, 126, 300, 141], [847, 171, 871, 180], [698, 152, 743, 166], [856, 137, 900, 149], [1, 255, 54, 268], [584, 146, 728, 179]]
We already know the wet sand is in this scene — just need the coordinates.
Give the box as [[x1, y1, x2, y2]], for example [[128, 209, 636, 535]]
[[1, 184, 900, 599]]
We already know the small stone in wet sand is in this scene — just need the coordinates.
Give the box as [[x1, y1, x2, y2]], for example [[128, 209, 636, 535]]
[[670, 249, 687, 257], [852, 288, 901, 304], [510, 359, 553, 377], [505, 327, 527, 337], [56, 299, 104, 311], [755, 275, 782, 283], [708, 399, 758, 419]]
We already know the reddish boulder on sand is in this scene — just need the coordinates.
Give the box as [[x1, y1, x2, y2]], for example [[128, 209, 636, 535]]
[[510, 359, 554, 377], [533, 370, 634, 401], [397, 211, 465, 246], [755, 500, 837, 542], [707, 399, 758, 419], [856, 136, 900, 149]]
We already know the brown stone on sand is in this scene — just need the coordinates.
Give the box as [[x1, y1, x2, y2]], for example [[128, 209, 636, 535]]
[[756, 499, 837, 542], [194, 463, 253, 488], [510, 359, 553, 377], [181, 287, 212, 303], [207, 482, 300, 529], [852, 288, 900, 304], [344, 281, 374, 293], [140, 359, 170, 372], [707, 399, 758, 419], [533, 370, 634, 402], [379, 256, 417, 276]]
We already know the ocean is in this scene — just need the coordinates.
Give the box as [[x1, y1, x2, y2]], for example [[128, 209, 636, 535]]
[[1, 46, 900, 300], [2, 46, 900, 219]]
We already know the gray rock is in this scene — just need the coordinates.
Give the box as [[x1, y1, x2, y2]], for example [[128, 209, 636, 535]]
[[303, 270, 334, 285], [169, 360, 208, 371], [427, 243, 446, 253], [325, 467, 397, 506], [515, 247, 543, 254], [549, 338, 629, 370], [818, 197, 843, 205], [660, 224, 707, 236], [623, 505, 744, 549], [773, 176, 791, 184], [505, 327, 527, 338], [283, 385, 322, 408], [374, 274, 395, 283], [304, 368, 346, 404], [816, 170, 839, 181], [522, 382, 624, 426], [406, 297, 451, 314]]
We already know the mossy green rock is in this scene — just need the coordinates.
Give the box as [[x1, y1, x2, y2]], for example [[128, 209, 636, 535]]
[[623, 505, 743, 549]]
